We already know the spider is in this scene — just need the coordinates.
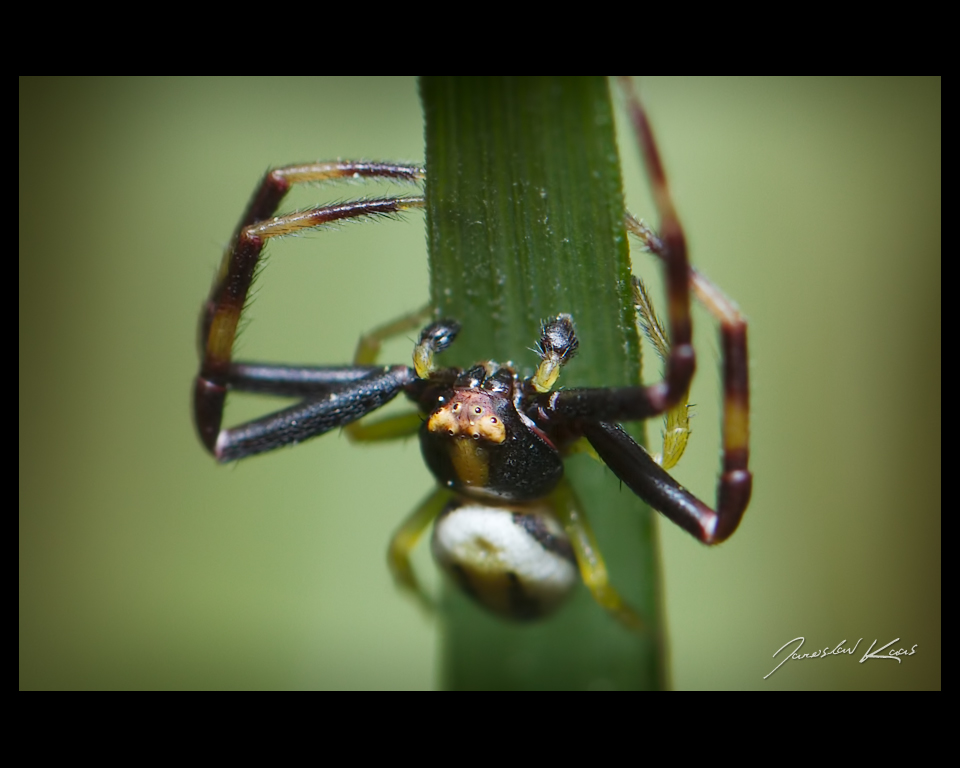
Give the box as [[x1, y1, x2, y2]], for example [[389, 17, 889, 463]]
[[192, 84, 751, 631]]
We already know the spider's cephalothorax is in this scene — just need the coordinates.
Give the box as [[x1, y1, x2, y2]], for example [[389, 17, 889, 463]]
[[419, 337, 566, 503], [193, 88, 752, 630]]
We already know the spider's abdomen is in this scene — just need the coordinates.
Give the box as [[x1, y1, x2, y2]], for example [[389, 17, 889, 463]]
[[431, 499, 577, 620], [420, 389, 563, 502]]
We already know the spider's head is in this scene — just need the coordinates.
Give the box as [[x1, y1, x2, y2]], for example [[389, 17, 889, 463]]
[[425, 365, 513, 444], [420, 364, 563, 502]]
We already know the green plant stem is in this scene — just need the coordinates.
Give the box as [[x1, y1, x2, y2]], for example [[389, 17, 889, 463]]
[[421, 76, 666, 690]]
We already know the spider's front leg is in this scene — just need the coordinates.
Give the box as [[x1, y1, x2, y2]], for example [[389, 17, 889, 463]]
[[616, 78, 697, 417], [193, 161, 426, 461], [214, 367, 418, 463]]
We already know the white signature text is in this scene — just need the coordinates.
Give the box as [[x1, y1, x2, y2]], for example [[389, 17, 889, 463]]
[[764, 636, 917, 679]]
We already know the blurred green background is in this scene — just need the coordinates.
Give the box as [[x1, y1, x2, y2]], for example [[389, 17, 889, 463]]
[[19, 77, 940, 689]]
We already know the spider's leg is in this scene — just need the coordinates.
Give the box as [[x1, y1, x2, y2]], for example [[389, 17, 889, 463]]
[[582, 421, 744, 545], [387, 487, 454, 614], [353, 304, 433, 366], [226, 307, 448, 444], [618, 78, 695, 414], [194, 160, 424, 454], [342, 305, 435, 443], [626, 215, 749, 469], [226, 362, 388, 398], [539, 384, 668, 422], [540, 285, 749, 543], [346, 317, 462, 443], [226, 362, 424, 440], [632, 275, 691, 469], [224, 361, 425, 447], [219, 316, 460, 453], [688, 269, 751, 504], [344, 411, 425, 442], [230, 161, 424, 239], [550, 478, 644, 632], [215, 365, 417, 462], [624, 213, 752, 543]]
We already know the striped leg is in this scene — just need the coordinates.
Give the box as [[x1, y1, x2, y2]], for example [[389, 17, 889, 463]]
[[625, 212, 752, 543], [194, 161, 425, 456], [619, 77, 695, 415]]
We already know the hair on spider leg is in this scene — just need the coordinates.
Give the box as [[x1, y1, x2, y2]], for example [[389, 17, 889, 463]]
[[298, 161, 425, 190], [256, 198, 424, 242], [632, 274, 693, 471], [631, 275, 669, 363]]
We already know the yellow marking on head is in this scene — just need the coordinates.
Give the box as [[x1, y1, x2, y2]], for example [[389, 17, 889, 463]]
[[427, 406, 457, 435], [426, 394, 506, 444], [449, 439, 490, 489], [427, 392, 506, 490]]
